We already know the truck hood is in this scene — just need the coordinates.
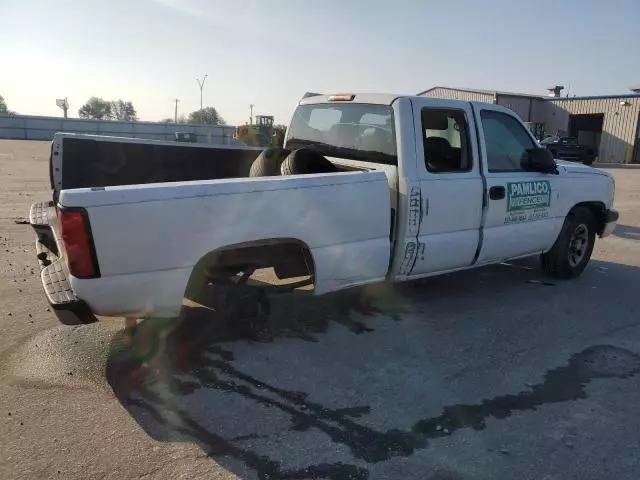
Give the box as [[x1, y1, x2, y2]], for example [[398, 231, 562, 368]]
[[556, 160, 611, 177]]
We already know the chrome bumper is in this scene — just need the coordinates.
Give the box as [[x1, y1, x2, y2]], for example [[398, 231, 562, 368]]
[[29, 201, 95, 324]]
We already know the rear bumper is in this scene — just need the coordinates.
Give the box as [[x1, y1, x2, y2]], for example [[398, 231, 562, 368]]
[[29, 201, 96, 324], [601, 208, 619, 238]]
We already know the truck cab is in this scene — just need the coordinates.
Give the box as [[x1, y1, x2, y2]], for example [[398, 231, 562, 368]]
[[286, 94, 616, 281]]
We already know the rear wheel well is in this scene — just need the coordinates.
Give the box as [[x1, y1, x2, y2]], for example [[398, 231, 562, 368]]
[[184, 239, 315, 299], [572, 202, 605, 235]]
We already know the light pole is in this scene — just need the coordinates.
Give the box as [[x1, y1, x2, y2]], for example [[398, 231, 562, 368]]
[[249, 104, 254, 125], [56, 98, 69, 118], [196, 74, 208, 123]]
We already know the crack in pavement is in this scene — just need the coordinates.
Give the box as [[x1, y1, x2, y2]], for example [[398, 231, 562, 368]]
[[108, 344, 640, 479]]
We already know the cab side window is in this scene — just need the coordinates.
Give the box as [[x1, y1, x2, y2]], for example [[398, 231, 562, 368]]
[[421, 108, 471, 173], [480, 110, 536, 172]]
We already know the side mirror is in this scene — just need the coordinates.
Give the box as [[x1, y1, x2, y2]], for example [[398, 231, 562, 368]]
[[520, 147, 557, 174]]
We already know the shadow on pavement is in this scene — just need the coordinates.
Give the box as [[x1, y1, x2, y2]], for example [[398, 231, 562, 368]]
[[613, 224, 640, 241], [51, 302, 99, 326], [105, 258, 640, 479]]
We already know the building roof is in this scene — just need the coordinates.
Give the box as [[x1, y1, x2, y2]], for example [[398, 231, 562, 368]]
[[417, 86, 544, 99], [550, 93, 640, 101], [419, 86, 640, 102]]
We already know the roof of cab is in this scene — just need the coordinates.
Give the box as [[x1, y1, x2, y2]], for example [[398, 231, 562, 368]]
[[299, 93, 406, 106], [298, 93, 498, 110]]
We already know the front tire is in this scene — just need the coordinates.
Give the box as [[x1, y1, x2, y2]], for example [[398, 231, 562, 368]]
[[540, 207, 595, 279]]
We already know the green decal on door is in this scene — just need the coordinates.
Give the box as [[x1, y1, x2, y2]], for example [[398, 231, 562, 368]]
[[504, 181, 551, 224]]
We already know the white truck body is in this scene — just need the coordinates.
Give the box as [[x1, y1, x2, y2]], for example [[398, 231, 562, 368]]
[[30, 93, 618, 322]]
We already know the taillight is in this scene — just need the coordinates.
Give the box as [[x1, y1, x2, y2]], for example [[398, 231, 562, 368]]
[[59, 208, 100, 278]]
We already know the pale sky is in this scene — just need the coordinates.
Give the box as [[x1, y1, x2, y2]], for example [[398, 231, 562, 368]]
[[1, 0, 639, 125]]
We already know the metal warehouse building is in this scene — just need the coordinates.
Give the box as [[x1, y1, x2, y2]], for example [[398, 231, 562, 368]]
[[419, 86, 640, 164]]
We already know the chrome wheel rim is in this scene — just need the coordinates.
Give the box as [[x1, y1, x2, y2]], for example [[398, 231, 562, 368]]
[[568, 224, 588, 267]]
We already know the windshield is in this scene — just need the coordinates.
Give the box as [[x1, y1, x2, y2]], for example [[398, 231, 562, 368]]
[[286, 103, 397, 165]]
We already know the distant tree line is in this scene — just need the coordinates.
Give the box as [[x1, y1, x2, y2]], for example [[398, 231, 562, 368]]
[[1, 94, 228, 126], [0, 94, 16, 115], [78, 97, 138, 121], [158, 106, 226, 126]]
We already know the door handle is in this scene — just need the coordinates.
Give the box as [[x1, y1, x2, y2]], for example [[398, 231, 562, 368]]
[[489, 186, 506, 200]]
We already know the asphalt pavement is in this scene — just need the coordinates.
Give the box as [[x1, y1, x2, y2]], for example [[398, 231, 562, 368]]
[[1, 139, 640, 480]]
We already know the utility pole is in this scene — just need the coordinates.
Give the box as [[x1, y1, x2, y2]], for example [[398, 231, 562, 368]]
[[174, 98, 179, 123], [196, 74, 208, 123], [249, 104, 254, 125]]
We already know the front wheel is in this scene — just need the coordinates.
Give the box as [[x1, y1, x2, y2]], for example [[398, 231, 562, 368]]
[[540, 207, 595, 279]]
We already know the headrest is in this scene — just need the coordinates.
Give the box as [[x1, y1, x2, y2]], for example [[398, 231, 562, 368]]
[[423, 112, 449, 130]]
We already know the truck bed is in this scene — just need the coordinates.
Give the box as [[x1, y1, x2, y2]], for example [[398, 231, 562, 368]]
[[51, 134, 263, 193]]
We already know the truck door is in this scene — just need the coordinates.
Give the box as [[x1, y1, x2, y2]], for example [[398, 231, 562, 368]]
[[399, 98, 483, 276], [473, 105, 562, 263]]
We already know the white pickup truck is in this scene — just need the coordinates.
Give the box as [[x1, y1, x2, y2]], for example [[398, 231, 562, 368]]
[[29, 93, 618, 332]]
